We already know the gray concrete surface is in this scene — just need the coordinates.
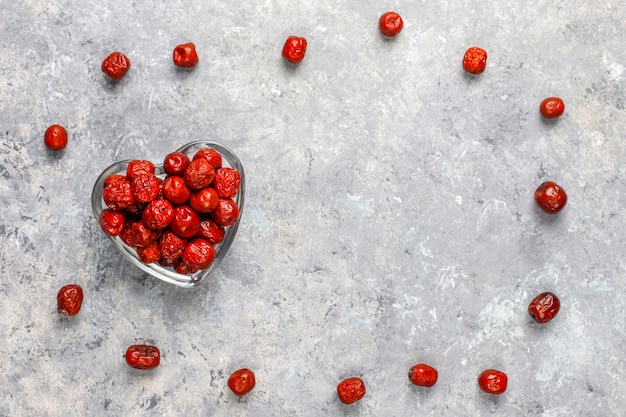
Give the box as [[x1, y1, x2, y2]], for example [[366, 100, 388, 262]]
[[0, 1, 625, 416]]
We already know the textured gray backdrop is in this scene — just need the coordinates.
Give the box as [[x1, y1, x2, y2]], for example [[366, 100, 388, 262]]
[[0, 0, 625, 416]]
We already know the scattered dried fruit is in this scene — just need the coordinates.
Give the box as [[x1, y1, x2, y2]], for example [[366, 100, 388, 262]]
[[408, 363, 438, 387], [540, 97, 565, 119], [57, 284, 83, 316], [44, 124, 68, 150], [462, 47, 488, 75], [534, 181, 567, 214], [102, 51, 131, 81], [228, 368, 256, 396], [282, 36, 308, 64], [528, 292, 560, 323], [125, 344, 161, 370], [478, 369, 507, 394], [173, 42, 199, 68], [379, 11, 404, 37], [337, 377, 366, 404]]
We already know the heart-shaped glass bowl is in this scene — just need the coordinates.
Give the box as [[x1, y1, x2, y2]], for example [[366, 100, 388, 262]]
[[91, 141, 245, 288]]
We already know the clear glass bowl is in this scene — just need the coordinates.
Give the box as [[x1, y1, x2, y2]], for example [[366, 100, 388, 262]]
[[91, 141, 245, 288]]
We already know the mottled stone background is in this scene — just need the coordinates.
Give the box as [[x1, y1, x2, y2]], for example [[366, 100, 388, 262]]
[[0, 0, 624, 416]]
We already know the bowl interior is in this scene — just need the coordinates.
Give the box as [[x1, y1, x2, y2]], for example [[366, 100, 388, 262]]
[[91, 141, 245, 288]]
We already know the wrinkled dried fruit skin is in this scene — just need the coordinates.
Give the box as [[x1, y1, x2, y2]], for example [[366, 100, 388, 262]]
[[337, 377, 366, 404], [182, 238, 216, 270], [184, 158, 215, 190], [131, 174, 161, 203], [57, 284, 83, 316], [136, 242, 161, 264], [528, 292, 560, 323], [228, 368, 256, 396], [103, 181, 135, 211], [126, 160, 155, 181], [159, 231, 187, 260], [162, 176, 191, 205], [193, 148, 222, 168], [540, 97, 565, 119], [214, 168, 241, 199], [44, 124, 68, 150], [173, 42, 199, 68], [103, 174, 127, 188], [142, 199, 174, 230], [478, 369, 507, 394], [534, 181, 567, 214], [102, 52, 131, 81], [125, 345, 160, 370], [463, 47, 488, 75], [99, 209, 126, 236], [408, 363, 438, 387], [282, 36, 307, 64], [129, 221, 160, 248], [379, 11, 404, 37]]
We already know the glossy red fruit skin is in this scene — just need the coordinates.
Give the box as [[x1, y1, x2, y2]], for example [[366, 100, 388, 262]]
[[44, 125, 68, 150], [173, 258, 199, 274], [337, 377, 366, 404], [478, 369, 507, 394], [182, 238, 216, 270], [282, 36, 307, 64], [193, 148, 222, 168], [228, 368, 256, 396], [184, 158, 216, 190], [211, 198, 240, 227], [173, 42, 199, 68], [126, 160, 155, 181], [128, 221, 160, 248], [379, 11, 404, 37], [99, 209, 126, 236], [408, 363, 438, 387], [170, 205, 201, 238], [528, 292, 560, 323], [102, 51, 131, 81], [534, 181, 567, 214], [57, 284, 83, 316], [163, 152, 190, 176], [103, 180, 135, 211], [125, 345, 160, 370], [103, 174, 127, 188], [142, 199, 174, 230], [162, 176, 191, 205], [462, 47, 488, 75], [540, 97, 565, 119], [214, 168, 241, 198], [189, 187, 220, 213], [196, 219, 225, 245]]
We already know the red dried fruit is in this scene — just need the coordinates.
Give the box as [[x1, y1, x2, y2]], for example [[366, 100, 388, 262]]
[[408, 363, 438, 387], [228, 368, 256, 396], [193, 148, 222, 168], [57, 284, 83, 316], [337, 377, 366, 404], [282, 36, 307, 64], [44, 124, 68, 150], [103, 174, 127, 188], [125, 344, 160, 370], [184, 158, 215, 190], [136, 242, 161, 264], [103, 180, 135, 211], [534, 181, 567, 214], [142, 199, 174, 230], [163, 151, 190, 176], [182, 238, 216, 270], [129, 221, 161, 248], [214, 167, 241, 198], [189, 187, 220, 213], [211, 198, 240, 227], [99, 209, 126, 236], [170, 205, 201, 238], [196, 219, 225, 245], [159, 230, 187, 260], [379, 11, 404, 37], [173, 42, 199, 68], [173, 258, 199, 274], [162, 176, 191, 205], [131, 174, 161, 203], [102, 51, 131, 81], [126, 160, 155, 181], [540, 97, 565, 119], [478, 369, 507, 395], [528, 292, 560, 324], [462, 47, 488, 75]]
